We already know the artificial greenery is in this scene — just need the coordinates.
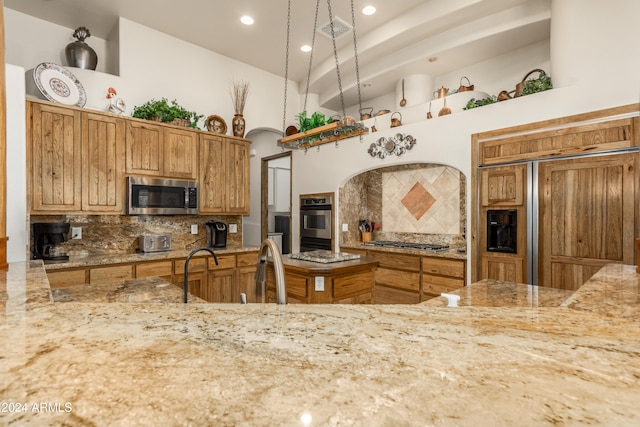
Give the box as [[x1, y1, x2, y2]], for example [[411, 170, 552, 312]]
[[522, 71, 553, 95], [132, 98, 203, 129], [296, 111, 333, 133], [464, 95, 498, 110]]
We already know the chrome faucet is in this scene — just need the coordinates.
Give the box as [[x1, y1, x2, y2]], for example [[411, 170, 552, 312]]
[[255, 239, 287, 305], [184, 247, 218, 303]]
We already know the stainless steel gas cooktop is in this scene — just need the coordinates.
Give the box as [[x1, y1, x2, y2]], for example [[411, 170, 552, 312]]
[[364, 241, 450, 251]]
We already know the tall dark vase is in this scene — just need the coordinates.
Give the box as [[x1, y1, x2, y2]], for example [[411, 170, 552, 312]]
[[232, 114, 246, 138], [65, 27, 98, 70]]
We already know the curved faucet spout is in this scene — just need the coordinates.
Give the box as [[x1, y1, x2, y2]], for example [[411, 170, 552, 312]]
[[184, 247, 218, 303], [255, 239, 287, 305]]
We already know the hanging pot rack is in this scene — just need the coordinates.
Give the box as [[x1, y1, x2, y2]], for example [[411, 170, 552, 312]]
[[277, 0, 368, 150]]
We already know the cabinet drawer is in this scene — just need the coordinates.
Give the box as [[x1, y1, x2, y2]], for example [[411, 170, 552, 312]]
[[375, 268, 420, 291], [375, 285, 419, 304], [237, 252, 258, 267], [422, 257, 465, 278], [368, 250, 420, 271], [209, 255, 236, 270], [90, 265, 133, 284], [47, 269, 87, 287], [422, 274, 464, 296], [136, 261, 173, 277], [175, 258, 207, 273]]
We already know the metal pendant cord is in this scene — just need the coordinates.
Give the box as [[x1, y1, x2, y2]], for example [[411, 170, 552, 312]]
[[281, 0, 291, 136], [302, 0, 321, 115]]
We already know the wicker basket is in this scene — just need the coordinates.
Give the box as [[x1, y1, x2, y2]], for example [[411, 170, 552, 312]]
[[170, 118, 191, 127]]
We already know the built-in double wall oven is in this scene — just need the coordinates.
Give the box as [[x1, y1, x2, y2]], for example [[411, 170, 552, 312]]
[[300, 193, 333, 252]]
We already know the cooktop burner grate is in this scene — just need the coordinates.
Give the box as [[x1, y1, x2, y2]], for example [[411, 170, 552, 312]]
[[364, 241, 450, 251]]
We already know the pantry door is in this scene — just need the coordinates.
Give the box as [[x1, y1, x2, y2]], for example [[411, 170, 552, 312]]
[[538, 152, 637, 290]]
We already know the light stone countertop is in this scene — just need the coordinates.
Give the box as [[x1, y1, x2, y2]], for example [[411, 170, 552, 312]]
[[1, 261, 639, 426], [43, 246, 260, 270]]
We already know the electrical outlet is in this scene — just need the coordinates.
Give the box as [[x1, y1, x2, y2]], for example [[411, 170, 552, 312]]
[[342, 223, 348, 232], [229, 224, 238, 233], [71, 227, 82, 240], [314, 276, 325, 291], [191, 224, 198, 234]]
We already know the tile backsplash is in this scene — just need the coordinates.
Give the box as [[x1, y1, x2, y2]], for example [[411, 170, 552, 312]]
[[339, 163, 466, 247], [29, 214, 243, 256]]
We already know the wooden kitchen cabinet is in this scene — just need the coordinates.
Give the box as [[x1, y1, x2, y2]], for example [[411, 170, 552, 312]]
[[81, 112, 125, 213], [47, 268, 87, 288], [174, 257, 208, 300], [367, 250, 421, 304], [421, 257, 465, 300], [480, 164, 526, 207], [136, 260, 173, 282], [207, 255, 237, 303], [125, 120, 164, 176], [199, 133, 250, 214], [29, 103, 125, 214], [125, 120, 197, 179], [236, 251, 259, 302], [29, 102, 82, 213], [48, 264, 135, 287], [163, 127, 198, 179]]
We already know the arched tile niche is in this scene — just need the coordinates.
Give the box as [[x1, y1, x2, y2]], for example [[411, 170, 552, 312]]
[[339, 163, 466, 248]]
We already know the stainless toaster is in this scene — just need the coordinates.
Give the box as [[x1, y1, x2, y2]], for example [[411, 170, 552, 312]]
[[139, 234, 172, 253]]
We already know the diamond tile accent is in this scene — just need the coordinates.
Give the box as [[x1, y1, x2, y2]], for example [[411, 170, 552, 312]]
[[382, 167, 460, 234], [401, 182, 435, 220]]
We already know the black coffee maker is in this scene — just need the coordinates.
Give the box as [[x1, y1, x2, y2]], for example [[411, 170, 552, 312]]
[[32, 222, 70, 263], [205, 221, 227, 248]]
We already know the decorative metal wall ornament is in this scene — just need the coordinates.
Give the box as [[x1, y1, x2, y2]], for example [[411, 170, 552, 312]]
[[368, 133, 416, 158]]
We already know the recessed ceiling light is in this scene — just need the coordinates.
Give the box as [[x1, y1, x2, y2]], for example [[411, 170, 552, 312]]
[[362, 83, 371, 88], [240, 16, 254, 25], [300, 45, 312, 52], [362, 5, 376, 15]]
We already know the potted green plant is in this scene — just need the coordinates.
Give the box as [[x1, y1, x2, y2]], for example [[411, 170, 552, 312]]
[[463, 95, 498, 110], [132, 98, 203, 129], [296, 110, 332, 132]]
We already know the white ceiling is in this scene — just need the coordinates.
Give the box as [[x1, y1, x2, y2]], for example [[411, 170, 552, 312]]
[[4, 0, 550, 111]]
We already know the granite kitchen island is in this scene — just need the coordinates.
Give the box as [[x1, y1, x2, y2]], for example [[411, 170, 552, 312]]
[[265, 250, 379, 304], [1, 261, 639, 426]]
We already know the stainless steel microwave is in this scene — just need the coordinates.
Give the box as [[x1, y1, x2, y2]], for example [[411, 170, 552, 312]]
[[126, 176, 199, 215]]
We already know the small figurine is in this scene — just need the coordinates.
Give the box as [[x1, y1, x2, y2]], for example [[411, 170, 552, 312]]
[[106, 87, 126, 114]]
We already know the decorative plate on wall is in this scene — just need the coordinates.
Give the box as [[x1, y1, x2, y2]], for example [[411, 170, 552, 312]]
[[33, 62, 87, 107]]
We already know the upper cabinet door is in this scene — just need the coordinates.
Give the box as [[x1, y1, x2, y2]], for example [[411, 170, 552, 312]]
[[226, 139, 250, 214], [480, 164, 526, 207], [199, 133, 226, 213], [163, 127, 198, 179], [30, 102, 82, 212], [81, 112, 125, 213], [125, 120, 164, 176], [199, 135, 250, 215]]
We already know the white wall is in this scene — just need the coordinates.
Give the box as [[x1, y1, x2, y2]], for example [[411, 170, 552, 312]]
[[243, 129, 287, 247], [290, 0, 640, 260], [4, 8, 111, 74], [6, 64, 27, 262], [4, 1, 640, 267]]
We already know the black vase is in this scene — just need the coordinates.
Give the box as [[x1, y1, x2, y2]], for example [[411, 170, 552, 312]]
[[65, 27, 97, 70]]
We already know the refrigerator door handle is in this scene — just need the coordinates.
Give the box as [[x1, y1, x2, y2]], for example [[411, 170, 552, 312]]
[[528, 162, 539, 286]]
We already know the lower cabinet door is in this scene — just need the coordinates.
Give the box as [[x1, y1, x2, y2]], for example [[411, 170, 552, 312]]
[[208, 269, 236, 303]]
